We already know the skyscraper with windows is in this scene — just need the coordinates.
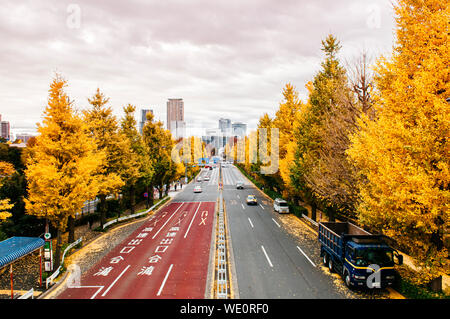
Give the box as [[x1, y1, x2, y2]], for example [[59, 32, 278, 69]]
[[219, 118, 231, 135], [167, 98, 185, 138], [0, 114, 11, 141], [232, 122, 247, 138]]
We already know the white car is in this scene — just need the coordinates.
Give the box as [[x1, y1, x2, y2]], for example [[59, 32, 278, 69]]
[[197, 177, 202, 182], [204, 176, 210, 181], [273, 198, 290, 213], [193, 185, 202, 193]]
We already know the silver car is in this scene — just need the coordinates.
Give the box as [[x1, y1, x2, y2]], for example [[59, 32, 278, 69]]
[[274, 198, 289, 213]]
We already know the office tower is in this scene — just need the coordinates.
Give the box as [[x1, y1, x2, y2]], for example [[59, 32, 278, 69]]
[[204, 128, 222, 151], [139, 109, 154, 134], [167, 98, 185, 138], [232, 122, 247, 138], [219, 118, 232, 135], [0, 117, 11, 141]]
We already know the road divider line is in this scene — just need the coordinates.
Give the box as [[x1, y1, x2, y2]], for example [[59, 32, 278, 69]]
[[91, 286, 104, 299], [248, 218, 254, 228], [272, 218, 281, 228], [241, 203, 245, 210], [184, 202, 202, 238], [261, 245, 273, 268], [296, 246, 316, 267], [69, 286, 104, 300], [259, 204, 265, 210], [157, 264, 174, 296], [101, 265, 130, 297], [152, 203, 184, 239]]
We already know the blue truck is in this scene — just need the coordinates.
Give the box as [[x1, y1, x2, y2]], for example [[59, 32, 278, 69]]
[[319, 221, 403, 289]]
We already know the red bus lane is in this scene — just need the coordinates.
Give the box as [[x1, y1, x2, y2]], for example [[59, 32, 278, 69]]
[[57, 201, 216, 299]]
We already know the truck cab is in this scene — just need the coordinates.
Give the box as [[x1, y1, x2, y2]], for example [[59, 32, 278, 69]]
[[319, 222, 403, 289]]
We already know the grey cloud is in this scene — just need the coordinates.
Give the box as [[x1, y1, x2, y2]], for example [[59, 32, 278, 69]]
[[0, 0, 395, 136]]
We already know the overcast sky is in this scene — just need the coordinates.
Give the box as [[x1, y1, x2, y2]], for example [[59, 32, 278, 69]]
[[0, 0, 396, 137]]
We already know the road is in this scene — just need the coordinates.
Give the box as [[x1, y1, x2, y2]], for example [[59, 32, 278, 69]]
[[222, 164, 346, 299], [56, 171, 217, 299], [55, 165, 349, 299]]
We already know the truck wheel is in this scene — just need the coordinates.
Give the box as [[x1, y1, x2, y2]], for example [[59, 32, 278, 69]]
[[344, 271, 352, 288], [328, 258, 334, 273]]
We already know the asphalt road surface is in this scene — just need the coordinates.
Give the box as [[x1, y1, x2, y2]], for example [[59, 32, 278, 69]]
[[55, 165, 349, 299], [56, 171, 217, 299], [222, 164, 346, 299]]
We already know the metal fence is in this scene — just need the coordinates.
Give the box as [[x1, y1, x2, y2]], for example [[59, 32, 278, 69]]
[[46, 237, 83, 289]]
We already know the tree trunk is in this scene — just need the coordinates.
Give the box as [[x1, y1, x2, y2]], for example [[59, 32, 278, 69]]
[[327, 207, 335, 222], [99, 194, 107, 228], [54, 228, 62, 269], [150, 185, 154, 206], [68, 216, 75, 243], [165, 183, 170, 196], [130, 185, 135, 214], [311, 202, 317, 221]]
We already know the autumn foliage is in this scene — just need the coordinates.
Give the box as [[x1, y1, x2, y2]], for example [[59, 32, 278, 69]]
[[239, 0, 449, 276]]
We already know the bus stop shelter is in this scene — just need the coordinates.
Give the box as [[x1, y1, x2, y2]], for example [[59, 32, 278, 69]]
[[0, 236, 45, 299]]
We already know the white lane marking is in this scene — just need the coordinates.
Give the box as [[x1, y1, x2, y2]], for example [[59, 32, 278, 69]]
[[241, 203, 245, 210], [259, 204, 265, 210], [157, 264, 174, 296], [152, 203, 184, 239], [248, 218, 254, 228], [297, 246, 317, 268], [70, 286, 104, 300], [184, 202, 202, 238], [237, 194, 240, 199], [261, 245, 273, 268], [272, 218, 281, 228], [91, 286, 104, 299], [101, 265, 131, 297]]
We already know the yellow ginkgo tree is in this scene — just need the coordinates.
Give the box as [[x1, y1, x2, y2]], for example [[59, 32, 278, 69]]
[[83, 88, 126, 228], [347, 0, 449, 277], [0, 161, 15, 221], [25, 75, 103, 268]]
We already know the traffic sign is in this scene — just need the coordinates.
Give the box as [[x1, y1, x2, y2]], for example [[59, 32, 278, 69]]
[[44, 233, 51, 240], [144, 192, 148, 198]]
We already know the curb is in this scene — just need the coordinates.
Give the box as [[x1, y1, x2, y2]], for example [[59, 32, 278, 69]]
[[234, 165, 407, 300]]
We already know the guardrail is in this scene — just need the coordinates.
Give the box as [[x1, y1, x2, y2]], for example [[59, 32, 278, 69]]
[[102, 198, 169, 229], [46, 237, 83, 289], [17, 288, 34, 299], [216, 166, 229, 299], [302, 214, 319, 227]]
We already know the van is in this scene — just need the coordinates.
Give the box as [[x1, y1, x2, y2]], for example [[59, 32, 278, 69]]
[[273, 198, 289, 214]]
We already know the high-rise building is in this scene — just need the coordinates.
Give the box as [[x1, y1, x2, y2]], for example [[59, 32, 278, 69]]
[[139, 109, 154, 134], [219, 118, 232, 135], [203, 128, 223, 151], [232, 122, 247, 138], [167, 98, 185, 138], [0, 115, 11, 141]]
